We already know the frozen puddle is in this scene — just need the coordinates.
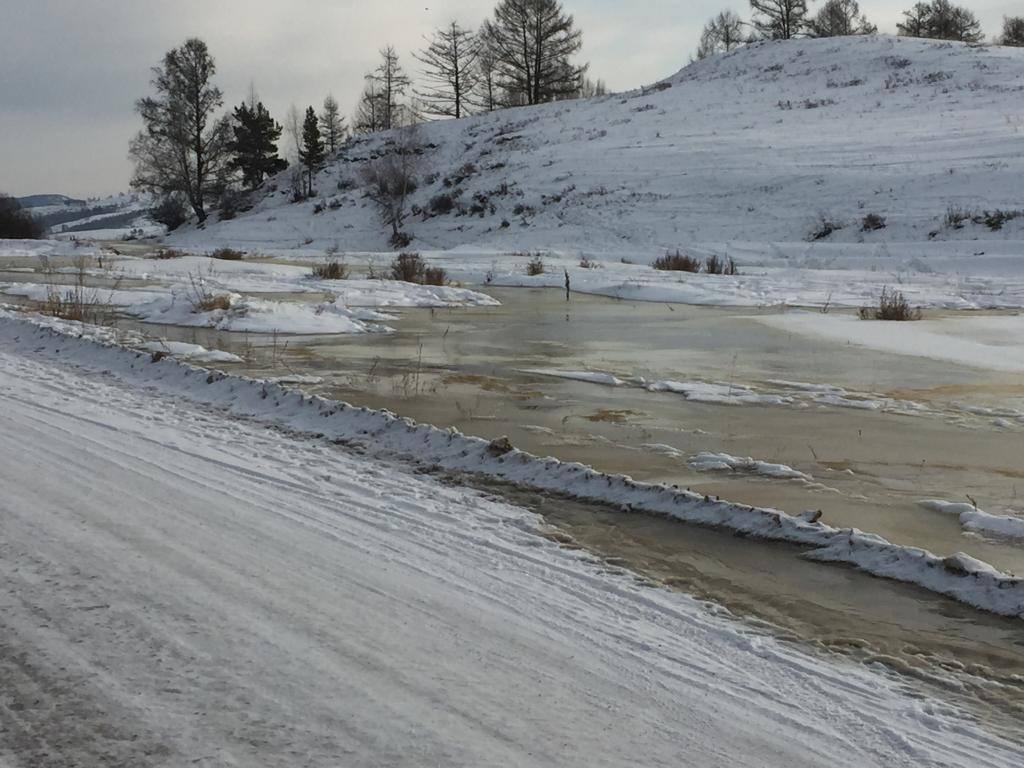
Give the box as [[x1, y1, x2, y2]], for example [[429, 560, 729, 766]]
[[760, 312, 1024, 373]]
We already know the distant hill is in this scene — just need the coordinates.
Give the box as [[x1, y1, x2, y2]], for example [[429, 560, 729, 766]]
[[174, 35, 1024, 253], [17, 194, 86, 209]]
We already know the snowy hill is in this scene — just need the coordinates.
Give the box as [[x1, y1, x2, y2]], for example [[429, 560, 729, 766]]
[[176, 36, 1024, 255]]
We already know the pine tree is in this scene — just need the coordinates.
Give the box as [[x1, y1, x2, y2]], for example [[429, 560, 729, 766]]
[[298, 106, 325, 198], [485, 0, 586, 106], [129, 38, 232, 223], [229, 100, 287, 191], [319, 95, 346, 154], [809, 0, 877, 37], [749, 0, 809, 40], [415, 21, 480, 119]]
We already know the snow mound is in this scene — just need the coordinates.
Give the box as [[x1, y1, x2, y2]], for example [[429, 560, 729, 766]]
[[174, 36, 1024, 254], [5, 310, 1024, 619], [688, 452, 811, 481], [920, 499, 1024, 540]]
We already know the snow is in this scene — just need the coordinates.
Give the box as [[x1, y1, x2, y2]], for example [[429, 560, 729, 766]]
[[2, 316, 1022, 766], [4, 310, 1024, 619], [155, 37, 1024, 313], [920, 499, 1024, 540], [760, 311, 1024, 372], [689, 452, 812, 481], [522, 368, 626, 387], [140, 341, 242, 364]]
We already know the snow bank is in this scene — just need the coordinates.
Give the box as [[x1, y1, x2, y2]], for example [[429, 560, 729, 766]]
[[3, 310, 1023, 619], [688, 452, 811, 481], [760, 312, 1024, 372], [140, 341, 242, 364], [920, 499, 1024, 540]]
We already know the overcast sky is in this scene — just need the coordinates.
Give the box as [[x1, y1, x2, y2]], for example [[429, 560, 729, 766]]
[[2, 0, 1019, 198]]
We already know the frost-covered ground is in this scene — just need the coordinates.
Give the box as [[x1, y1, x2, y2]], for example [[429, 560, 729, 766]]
[[156, 36, 1024, 311], [1, 316, 1022, 766]]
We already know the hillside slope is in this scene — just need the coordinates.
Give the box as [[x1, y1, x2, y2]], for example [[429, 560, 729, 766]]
[[175, 36, 1024, 256]]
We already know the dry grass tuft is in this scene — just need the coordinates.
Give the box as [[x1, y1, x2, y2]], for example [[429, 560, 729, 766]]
[[859, 288, 921, 321], [653, 250, 701, 272], [312, 260, 350, 280]]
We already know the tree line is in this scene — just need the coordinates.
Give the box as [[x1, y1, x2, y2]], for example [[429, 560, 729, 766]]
[[130, 0, 596, 226], [698, 1, 1024, 58]]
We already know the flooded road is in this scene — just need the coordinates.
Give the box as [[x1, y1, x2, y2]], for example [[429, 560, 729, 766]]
[[6, 264, 1024, 734]]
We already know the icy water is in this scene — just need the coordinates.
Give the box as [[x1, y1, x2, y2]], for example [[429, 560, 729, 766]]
[[7, 269, 1024, 733]]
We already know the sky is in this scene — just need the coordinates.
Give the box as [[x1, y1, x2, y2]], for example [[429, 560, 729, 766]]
[[1, 0, 1019, 198]]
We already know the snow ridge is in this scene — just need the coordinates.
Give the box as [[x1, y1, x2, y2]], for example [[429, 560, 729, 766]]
[[3, 311, 1023, 618]]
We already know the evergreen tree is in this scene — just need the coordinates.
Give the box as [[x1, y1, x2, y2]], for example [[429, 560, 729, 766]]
[[415, 21, 480, 119], [809, 0, 876, 36], [319, 95, 346, 154], [228, 100, 287, 191], [749, 0, 809, 40], [129, 38, 232, 223], [485, 0, 586, 106], [298, 106, 325, 197], [1001, 16, 1024, 46]]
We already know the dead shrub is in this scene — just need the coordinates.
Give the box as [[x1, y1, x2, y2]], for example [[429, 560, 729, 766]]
[[809, 214, 843, 241], [653, 250, 700, 272], [705, 255, 738, 275], [859, 288, 921, 321], [579, 256, 599, 269], [152, 248, 186, 259], [423, 266, 448, 286], [211, 247, 244, 261], [312, 260, 350, 280], [526, 255, 546, 276], [390, 252, 426, 282], [862, 213, 887, 231], [193, 294, 233, 312]]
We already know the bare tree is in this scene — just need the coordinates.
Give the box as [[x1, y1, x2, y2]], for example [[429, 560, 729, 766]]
[[319, 95, 347, 154], [371, 46, 412, 131], [415, 21, 480, 119], [1001, 15, 1024, 46], [354, 78, 385, 134], [809, 0, 876, 36], [749, 0, 810, 40], [897, 1, 983, 43], [285, 104, 303, 162], [578, 77, 608, 98], [474, 24, 502, 112], [129, 38, 232, 223], [485, 0, 587, 106], [697, 10, 747, 58], [360, 126, 422, 246]]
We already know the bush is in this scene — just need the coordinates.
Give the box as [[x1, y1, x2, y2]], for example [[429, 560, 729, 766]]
[[809, 214, 844, 241], [978, 209, 1023, 231], [150, 195, 189, 231], [579, 256, 599, 269], [653, 250, 700, 272], [211, 247, 244, 261], [526, 255, 546, 276], [390, 252, 426, 282], [390, 231, 412, 249], [218, 188, 248, 221], [705, 255, 738, 275], [423, 266, 448, 286], [862, 213, 887, 231], [152, 248, 186, 260], [429, 192, 457, 215], [859, 288, 921, 321], [0, 194, 45, 239], [944, 204, 971, 229], [312, 260, 350, 280]]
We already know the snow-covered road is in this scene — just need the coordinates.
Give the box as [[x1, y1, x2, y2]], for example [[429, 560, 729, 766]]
[[1, 344, 1020, 767]]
